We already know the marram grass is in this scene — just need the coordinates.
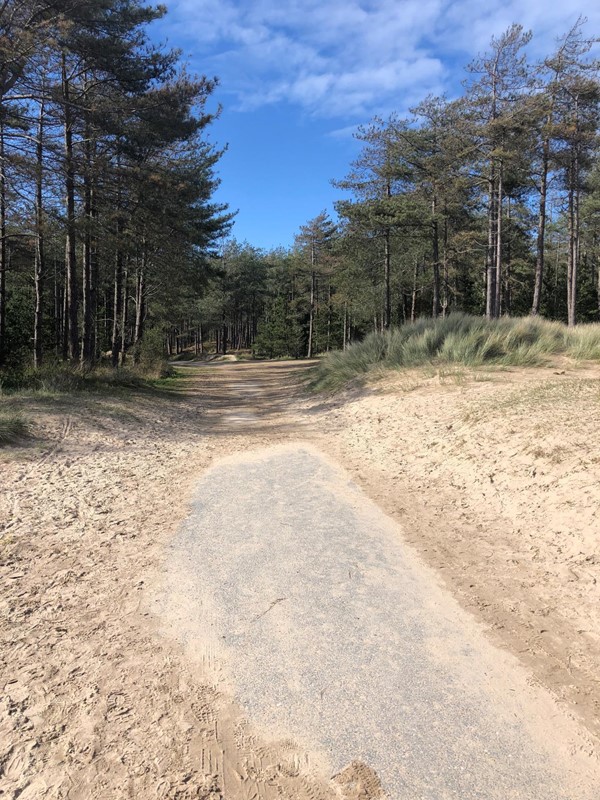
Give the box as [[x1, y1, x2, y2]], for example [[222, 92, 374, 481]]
[[313, 313, 600, 391], [0, 413, 29, 446]]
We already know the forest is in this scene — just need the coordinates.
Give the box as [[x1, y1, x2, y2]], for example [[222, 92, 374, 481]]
[[1, 5, 599, 373], [0, 0, 233, 379]]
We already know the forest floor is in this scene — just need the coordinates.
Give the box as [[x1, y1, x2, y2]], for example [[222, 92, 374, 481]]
[[1, 359, 599, 798]]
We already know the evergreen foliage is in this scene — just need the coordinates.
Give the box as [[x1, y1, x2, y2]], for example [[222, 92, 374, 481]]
[[0, 0, 233, 375]]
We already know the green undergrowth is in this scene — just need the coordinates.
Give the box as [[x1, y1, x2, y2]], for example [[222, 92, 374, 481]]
[[0, 361, 175, 397], [312, 313, 600, 391]]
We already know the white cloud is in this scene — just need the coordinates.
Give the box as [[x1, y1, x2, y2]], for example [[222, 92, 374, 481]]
[[159, 0, 599, 120], [436, 0, 600, 55], [327, 124, 361, 139]]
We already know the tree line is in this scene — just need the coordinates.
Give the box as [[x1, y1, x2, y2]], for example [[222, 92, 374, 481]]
[[0, 0, 232, 374], [193, 19, 600, 360], [3, 10, 599, 371]]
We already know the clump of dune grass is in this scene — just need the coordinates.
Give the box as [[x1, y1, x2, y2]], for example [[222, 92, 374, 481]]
[[312, 313, 600, 391], [0, 413, 29, 446], [565, 325, 600, 361]]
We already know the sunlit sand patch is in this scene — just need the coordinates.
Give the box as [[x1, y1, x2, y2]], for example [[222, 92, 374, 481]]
[[229, 382, 263, 394], [224, 412, 259, 425]]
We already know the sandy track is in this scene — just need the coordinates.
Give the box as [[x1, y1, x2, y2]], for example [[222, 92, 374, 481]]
[[0, 366, 354, 800], [1, 360, 599, 798]]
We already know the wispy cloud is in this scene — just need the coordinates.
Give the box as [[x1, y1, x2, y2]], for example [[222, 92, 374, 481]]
[[327, 124, 361, 140], [158, 0, 600, 120]]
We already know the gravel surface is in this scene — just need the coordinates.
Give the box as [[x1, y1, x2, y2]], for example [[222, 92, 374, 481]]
[[165, 442, 597, 800]]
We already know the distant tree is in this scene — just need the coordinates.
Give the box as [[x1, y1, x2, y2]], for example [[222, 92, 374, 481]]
[[334, 118, 418, 330], [465, 24, 533, 319], [294, 211, 337, 357]]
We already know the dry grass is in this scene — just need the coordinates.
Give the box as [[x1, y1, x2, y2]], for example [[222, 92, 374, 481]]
[[0, 413, 28, 446]]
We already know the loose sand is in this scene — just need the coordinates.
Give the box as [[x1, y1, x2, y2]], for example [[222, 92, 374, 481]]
[[1, 360, 599, 798], [310, 364, 600, 743]]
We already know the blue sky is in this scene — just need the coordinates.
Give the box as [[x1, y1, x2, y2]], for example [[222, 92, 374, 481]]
[[150, 1, 599, 250]]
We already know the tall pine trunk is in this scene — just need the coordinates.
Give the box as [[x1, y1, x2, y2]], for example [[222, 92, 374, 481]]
[[81, 108, 96, 366], [0, 120, 6, 366], [133, 247, 146, 363], [567, 151, 580, 328], [531, 135, 550, 315], [411, 259, 418, 322], [505, 197, 512, 316], [307, 240, 316, 358], [34, 100, 45, 368], [594, 235, 600, 319], [111, 238, 123, 368], [567, 174, 575, 327], [485, 70, 499, 320], [326, 281, 332, 351], [494, 161, 503, 317], [120, 260, 128, 364], [62, 53, 78, 361], [221, 316, 227, 355], [431, 195, 440, 318], [441, 205, 449, 317], [383, 177, 392, 329], [383, 228, 391, 329], [485, 168, 497, 319]]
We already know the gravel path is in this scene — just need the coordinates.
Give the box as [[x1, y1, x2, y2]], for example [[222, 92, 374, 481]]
[[164, 441, 597, 800]]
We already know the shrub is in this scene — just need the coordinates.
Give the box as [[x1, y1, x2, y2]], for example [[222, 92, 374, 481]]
[[136, 328, 172, 378]]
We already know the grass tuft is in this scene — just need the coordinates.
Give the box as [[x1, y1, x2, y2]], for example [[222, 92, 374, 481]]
[[312, 313, 600, 391], [0, 413, 29, 446]]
